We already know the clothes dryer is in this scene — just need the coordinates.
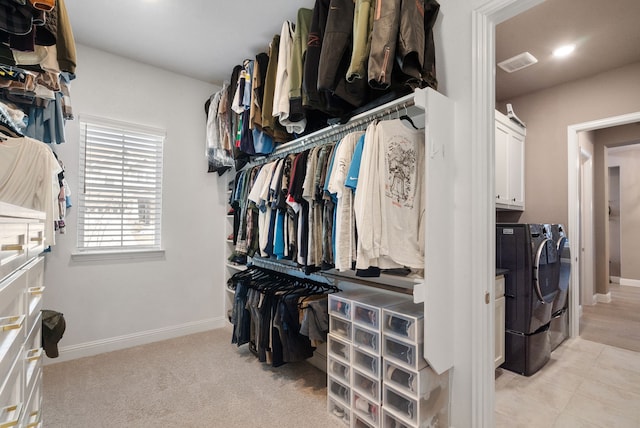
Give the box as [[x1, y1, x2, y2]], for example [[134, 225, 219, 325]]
[[496, 223, 560, 376], [549, 224, 570, 351]]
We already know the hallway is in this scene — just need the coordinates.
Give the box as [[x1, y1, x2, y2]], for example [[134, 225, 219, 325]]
[[580, 283, 640, 352]]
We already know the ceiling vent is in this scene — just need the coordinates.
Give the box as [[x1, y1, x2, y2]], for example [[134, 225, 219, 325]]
[[497, 52, 538, 73]]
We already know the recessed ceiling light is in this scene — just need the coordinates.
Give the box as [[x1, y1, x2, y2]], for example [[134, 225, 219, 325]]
[[553, 44, 575, 58]]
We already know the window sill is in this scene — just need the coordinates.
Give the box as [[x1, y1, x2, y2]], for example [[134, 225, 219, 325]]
[[71, 249, 166, 262]]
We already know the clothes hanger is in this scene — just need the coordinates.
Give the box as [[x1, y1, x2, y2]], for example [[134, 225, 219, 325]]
[[399, 104, 419, 130]]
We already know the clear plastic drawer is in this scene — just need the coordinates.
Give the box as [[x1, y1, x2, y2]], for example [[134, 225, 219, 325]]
[[383, 335, 427, 371], [353, 413, 377, 428], [352, 347, 380, 378], [384, 361, 450, 400], [328, 356, 350, 385], [382, 302, 424, 343], [328, 376, 351, 407], [353, 325, 380, 355], [383, 381, 450, 428], [329, 294, 353, 320], [352, 293, 410, 331], [382, 408, 412, 428], [327, 396, 350, 426], [330, 315, 352, 341], [352, 369, 381, 402], [353, 391, 380, 426], [328, 334, 351, 363]]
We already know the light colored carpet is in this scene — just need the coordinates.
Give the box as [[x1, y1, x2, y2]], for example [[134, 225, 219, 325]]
[[43, 327, 344, 428], [580, 283, 640, 352]]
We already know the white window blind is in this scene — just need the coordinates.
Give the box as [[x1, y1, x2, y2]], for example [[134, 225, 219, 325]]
[[77, 116, 165, 252]]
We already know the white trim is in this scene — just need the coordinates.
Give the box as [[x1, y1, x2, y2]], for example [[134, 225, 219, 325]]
[[610, 276, 621, 284], [44, 317, 226, 365], [595, 293, 612, 303], [471, 2, 543, 426], [620, 278, 640, 287], [71, 249, 166, 262], [567, 111, 640, 339]]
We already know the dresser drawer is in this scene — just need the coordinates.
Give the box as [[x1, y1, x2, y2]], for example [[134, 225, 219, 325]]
[[21, 377, 42, 428], [0, 223, 28, 282], [0, 353, 24, 428], [0, 314, 25, 383], [26, 223, 45, 260], [23, 258, 45, 336], [24, 312, 43, 401], [0, 269, 26, 321]]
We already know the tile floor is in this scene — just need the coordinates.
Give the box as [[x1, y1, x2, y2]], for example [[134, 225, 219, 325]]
[[495, 337, 640, 427]]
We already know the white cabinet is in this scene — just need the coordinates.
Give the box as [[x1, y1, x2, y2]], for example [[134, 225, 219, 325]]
[[494, 275, 506, 369], [0, 202, 45, 428], [495, 110, 525, 211]]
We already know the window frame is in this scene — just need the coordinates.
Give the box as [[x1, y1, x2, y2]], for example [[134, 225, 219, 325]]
[[74, 115, 165, 257]]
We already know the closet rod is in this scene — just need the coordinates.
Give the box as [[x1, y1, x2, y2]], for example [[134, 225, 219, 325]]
[[247, 92, 419, 167]]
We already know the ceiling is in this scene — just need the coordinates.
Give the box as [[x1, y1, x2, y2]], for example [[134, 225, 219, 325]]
[[64, 0, 640, 99], [496, 0, 640, 101]]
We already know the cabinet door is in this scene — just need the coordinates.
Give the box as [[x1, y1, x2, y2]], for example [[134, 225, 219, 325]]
[[494, 120, 510, 206], [494, 295, 505, 368], [507, 132, 525, 210]]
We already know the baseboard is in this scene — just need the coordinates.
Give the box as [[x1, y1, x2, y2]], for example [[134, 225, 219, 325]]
[[610, 276, 621, 284], [44, 317, 227, 365], [595, 292, 612, 303], [620, 278, 640, 288]]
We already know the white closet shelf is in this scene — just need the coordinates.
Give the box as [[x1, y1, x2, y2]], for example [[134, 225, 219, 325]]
[[225, 262, 247, 271]]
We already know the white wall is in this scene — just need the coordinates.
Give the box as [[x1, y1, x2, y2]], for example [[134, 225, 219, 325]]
[[44, 44, 226, 362]]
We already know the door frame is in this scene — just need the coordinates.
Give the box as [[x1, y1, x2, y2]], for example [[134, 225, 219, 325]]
[[566, 111, 640, 337], [580, 147, 595, 306], [471, 1, 544, 427]]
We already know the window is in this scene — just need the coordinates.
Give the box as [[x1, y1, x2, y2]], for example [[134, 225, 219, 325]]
[[77, 116, 165, 253]]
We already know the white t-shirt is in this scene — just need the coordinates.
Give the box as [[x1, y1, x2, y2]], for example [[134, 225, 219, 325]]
[[0, 136, 62, 245], [377, 119, 425, 269]]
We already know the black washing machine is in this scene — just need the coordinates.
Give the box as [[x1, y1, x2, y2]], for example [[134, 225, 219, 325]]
[[496, 224, 560, 376], [549, 224, 571, 351]]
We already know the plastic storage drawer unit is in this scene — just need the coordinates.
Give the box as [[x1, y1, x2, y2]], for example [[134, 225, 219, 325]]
[[330, 315, 353, 341], [352, 293, 410, 331], [382, 302, 424, 343], [383, 361, 451, 406], [383, 335, 427, 371], [352, 368, 381, 402], [328, 334, 351, 363], [353, 324, 380, 355], [327, 395, 350, 426], [328, 375, 352, 408], [352, 390, 380, 427], [382, 380, 450, 428], [352, 347, 381, 378], [328, 356, 351, 385]]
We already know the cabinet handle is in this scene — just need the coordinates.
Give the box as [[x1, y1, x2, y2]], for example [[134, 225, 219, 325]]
[[28, 286, 45, 296], [26, 347, 43, 362], [0, 315, 25, 332], [0, 403, 22, 428], [30, 236, 44, 243], [1, 244, 25, 252], [25, 410, 41, 428]]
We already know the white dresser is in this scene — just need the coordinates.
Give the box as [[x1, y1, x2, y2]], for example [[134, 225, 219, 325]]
[[0, 202, 46, 428]]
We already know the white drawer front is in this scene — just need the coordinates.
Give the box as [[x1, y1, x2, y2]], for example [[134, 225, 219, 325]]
[[0, 353, 24, 428], [23, 258, 45, 337], [0, 223, 28, 280]]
